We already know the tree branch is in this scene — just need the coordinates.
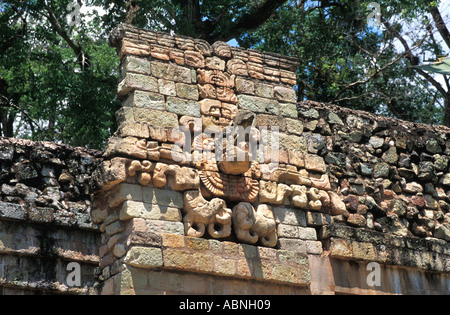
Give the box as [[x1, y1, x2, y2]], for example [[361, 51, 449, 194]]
[[429, 5, 450, 50], [382, 18, 448, 97], [207, 0, 290, 42], [43, 1, 90, 70]]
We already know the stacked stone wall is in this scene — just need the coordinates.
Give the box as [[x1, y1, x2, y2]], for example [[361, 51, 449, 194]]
[[0, 138, 101, 294], [91, 24, 450, 295]]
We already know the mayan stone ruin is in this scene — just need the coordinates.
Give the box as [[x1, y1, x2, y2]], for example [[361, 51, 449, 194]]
[[1, 24, 450, 295]]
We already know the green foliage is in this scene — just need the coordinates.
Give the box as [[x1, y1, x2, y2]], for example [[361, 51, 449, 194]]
[[240, 0, 445, 125], [0, 0, 447, 150], [0, 0, 120, 149]]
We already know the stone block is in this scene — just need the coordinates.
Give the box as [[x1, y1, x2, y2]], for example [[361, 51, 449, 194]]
[[279, 133, 307, 152], [206, 56, 226, 71], [304, 154, 326, 173], [306, 211, 332, 227], [123, 90, 165, 110], [158, 79, 176, 96], [235, 77, 255, 94], [274, 86, 297, 103], [151, 60, 194, 84], [163, 248, 192, 269], [285, 118, 303, 136], [255, 83, 274, 98], [176, 83, 199, 100], [0, 202, 27, 221], [277, 238, 307, 253], [166, 97, 201, 117], [142, 187, 184, 208], [118, 73, 158, 96], [108, 183, 143, 208], [185, 50, 205, 68], [117, 122, 150, 138], [124, 246, 163, 268], [279, 103, 298, 118], [330, 238, 353, 258], [133, 108, 179, 127], [277, 224, 317, 240], [162, 233, 186, 248], [237, 95, 278, 115], [121, 55, 151, 77], [146, 220, 185, 235], [273, 206, 307, 226], [119, 200, 182, 222]]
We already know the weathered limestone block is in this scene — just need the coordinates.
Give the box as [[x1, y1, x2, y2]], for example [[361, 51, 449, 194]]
[[206, 56, 226, 71], [92, 157, 128, 191], [227, 59, 248, 76], [274, 86, 297, 103], [142, 186, 184, 208], [176, 83, 199, 100], [151, 60, 195, 84], [120, 38, 150, 57], [119, 200, 182, 222], [232, 203, 278, 247], [124, 246, 163, 269], [212, 41, 232, 58], [166, 96, 201, 117], [104, 137, 147, 160], [236, 77, 255, 94], [182, 190, 232, 238], [237, 95, 279, 115], [304, 154, 327, 174], [108, 183, 143, 208], [216, 86, 238, 104], [123, 90, 165, 110], [198, 84, 217, 99], [120, 55, 151, 77], [133, 108, 179, 127], [194, 39, 213, 56], [185, 50, 205, 68]]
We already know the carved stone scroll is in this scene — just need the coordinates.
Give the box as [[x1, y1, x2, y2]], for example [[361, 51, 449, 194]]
[[232, 203, 277, 247], [183, 190, 232, 239]]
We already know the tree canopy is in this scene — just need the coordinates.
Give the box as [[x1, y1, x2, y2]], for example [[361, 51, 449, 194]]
[[1, 0, 449, 149]]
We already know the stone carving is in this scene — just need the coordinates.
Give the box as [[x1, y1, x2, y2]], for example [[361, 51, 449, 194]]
[[199, 170, 259, 203], [216, 86, 238, 104], [212, 41, 232, 58], [194, 39, 213, 56], [183, 190, 232, 238], [259, 181, 292, 205], [232, 203, 277, 247], [291, 185, 308, 208], [127, 160, 199, 191], [197, 69, 235, 88], [198, 84, 217, 99], [128, 160, 154, 186], [227, 59, 248, 76], [185, 50, 205, 68]]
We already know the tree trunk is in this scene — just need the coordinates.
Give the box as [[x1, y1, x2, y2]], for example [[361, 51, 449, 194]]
[[444, 96, 450, 127]]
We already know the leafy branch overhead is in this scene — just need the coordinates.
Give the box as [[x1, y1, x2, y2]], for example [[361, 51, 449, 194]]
[[1, 0, 449, 149]]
